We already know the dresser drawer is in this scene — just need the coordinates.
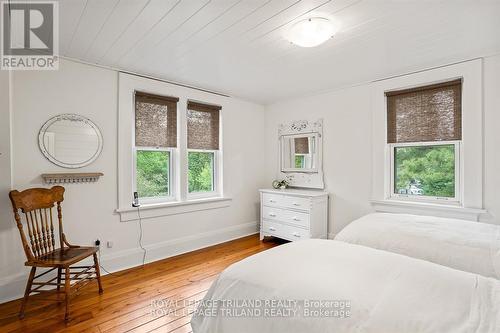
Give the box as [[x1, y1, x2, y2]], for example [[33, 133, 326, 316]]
[[262, 193, 311, 211], [282, 196, 311, 211], [262, 220, 284, 236], [262, 206, 310, 228], [284, 224, 311, 241], [262, 193, 284, 208], [262, 220, 310, 241]]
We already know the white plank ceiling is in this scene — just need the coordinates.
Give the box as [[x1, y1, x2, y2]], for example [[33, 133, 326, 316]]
[[22, 0, 500, 103]]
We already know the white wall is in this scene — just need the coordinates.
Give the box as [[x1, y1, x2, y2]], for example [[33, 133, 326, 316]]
[[0, 59, 267, 302], [264, 54, 500, 235], [264, 84, 374, 235], [0, 70, 16, 292], [482, 54, 500, 224]]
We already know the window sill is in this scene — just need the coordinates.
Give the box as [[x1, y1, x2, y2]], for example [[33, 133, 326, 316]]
[[370, 199, 487, 221], [116, 197, 232, 222]]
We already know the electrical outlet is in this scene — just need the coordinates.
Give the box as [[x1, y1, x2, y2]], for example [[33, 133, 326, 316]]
[[107, 240, 114, 248]]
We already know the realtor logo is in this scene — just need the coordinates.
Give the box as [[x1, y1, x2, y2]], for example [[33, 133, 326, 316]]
[[1, 1, 58, 70]]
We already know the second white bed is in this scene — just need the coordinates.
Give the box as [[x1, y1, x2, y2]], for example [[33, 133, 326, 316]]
[[335, 213, 500, 279]]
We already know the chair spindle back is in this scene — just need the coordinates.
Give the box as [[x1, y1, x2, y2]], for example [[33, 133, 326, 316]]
[[9, 186, 65, 262]]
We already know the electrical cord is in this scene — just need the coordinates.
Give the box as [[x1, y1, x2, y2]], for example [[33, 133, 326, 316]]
[[94, 196, 146, 277], [137, 205, 147, 267], [98, 249, 117, 276], [96, 198, 147, 276]]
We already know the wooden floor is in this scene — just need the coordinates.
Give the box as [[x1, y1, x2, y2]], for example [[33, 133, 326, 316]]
[[0, 235, 282, 333]]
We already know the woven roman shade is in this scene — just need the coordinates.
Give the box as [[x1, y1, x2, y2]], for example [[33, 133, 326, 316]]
[[187, 101, 221, 150], [294, 137, 309, 154], [135, 91, 179, 148], [386, 79, 462, 143]]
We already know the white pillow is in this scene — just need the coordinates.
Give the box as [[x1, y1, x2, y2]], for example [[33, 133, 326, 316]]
[[336, 213, 500, 279]]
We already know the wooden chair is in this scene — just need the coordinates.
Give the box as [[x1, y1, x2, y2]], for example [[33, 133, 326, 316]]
[[9, 186, 103, 321]]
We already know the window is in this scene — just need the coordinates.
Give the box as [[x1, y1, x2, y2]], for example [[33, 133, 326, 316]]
[[188, 151, 215, 193], [134, 91, 178, 203], [187, 101, 220, 196], [392, 143, 459, 198], [117, 73, 234, 220], [294, 137, 308, 168], [136, 150, 170, 198], [295, 155, 305, 168], [386, 79, 462, 202]]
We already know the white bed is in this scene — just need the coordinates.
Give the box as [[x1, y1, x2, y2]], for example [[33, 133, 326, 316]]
[[335, 213, 500, 279], [191, 240, 500, 333]]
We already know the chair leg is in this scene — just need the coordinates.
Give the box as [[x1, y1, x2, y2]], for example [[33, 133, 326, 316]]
[[64, 266, 70, 321], [19, 267, 36, 319], [93, 253, 103, 294], [56, 267, 62, 302], [56, 267, 62, 291]]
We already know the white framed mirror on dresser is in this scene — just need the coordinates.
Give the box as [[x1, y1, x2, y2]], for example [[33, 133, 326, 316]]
[[278, 119, 324, 189], [260, 119, 328, 242]]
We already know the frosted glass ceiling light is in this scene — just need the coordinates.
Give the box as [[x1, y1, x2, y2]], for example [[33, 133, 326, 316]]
[[287, 17, 337, 47]]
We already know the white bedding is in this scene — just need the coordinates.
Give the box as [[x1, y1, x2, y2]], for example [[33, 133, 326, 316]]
[[335, 213, 500, 279], [191, 240, 500, 333]]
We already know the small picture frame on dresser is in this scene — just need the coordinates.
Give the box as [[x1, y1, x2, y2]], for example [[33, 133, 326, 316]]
[[259, 188, 328, 242]]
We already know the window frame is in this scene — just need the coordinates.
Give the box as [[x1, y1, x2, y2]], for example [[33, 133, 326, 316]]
[[186, 148, 219, 200], [118, 73, 231, 221], [133, 146, 176, 205], [369, 59, 484, 220], [389, 140, 461, 205]]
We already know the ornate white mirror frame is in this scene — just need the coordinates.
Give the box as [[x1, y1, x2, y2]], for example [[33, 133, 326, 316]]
[[278, 119, 324, 189], [38, 114, 103, 169]]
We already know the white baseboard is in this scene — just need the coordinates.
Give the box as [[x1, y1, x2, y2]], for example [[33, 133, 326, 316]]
[[0, 221, 259, 304], [328, 232, 337, 240]]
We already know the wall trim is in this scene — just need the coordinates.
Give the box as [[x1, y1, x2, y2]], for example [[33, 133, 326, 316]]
[[116, 197, 232, 222], [0, 221, 259, 304], [371, 200, 487, 221]]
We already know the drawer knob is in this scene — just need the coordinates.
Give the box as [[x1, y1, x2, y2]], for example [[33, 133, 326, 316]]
[[292, 217, 300, 221], [269, 199, 276, 203], [292, 202, 300, 206], [269, 213, 276, 217], [269, 227, 276, 231], [292, 232, 301, 238]]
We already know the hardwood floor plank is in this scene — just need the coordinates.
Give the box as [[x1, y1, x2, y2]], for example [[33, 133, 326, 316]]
[[127, 309, 193, 333], [99, 285, 208, 332], [143, 313, 193, 333], [167, 323, 193, 333], [2, 242, 271, 330], [19, 248, 265, 333], [0, 235, 282, 333], [0, 235, 265, 319]]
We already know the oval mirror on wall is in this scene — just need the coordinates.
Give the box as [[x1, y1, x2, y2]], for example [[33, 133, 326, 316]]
[[38, 114, 103, 169]]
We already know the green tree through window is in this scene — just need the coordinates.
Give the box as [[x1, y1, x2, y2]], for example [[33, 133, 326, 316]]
[[394, 145, 455, 198], [295, 155, 305, 168], [136, 150, 169, 198], [188, 152, 214, 193]]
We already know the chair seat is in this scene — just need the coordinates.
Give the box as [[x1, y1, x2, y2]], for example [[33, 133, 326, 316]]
[[27, 246, 99, 267]]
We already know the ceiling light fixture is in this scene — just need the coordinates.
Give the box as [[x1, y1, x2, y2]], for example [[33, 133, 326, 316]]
[[286, 17, 338, 47]]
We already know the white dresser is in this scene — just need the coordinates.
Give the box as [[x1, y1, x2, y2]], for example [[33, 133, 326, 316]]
[[259, 189, 328, 242]]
